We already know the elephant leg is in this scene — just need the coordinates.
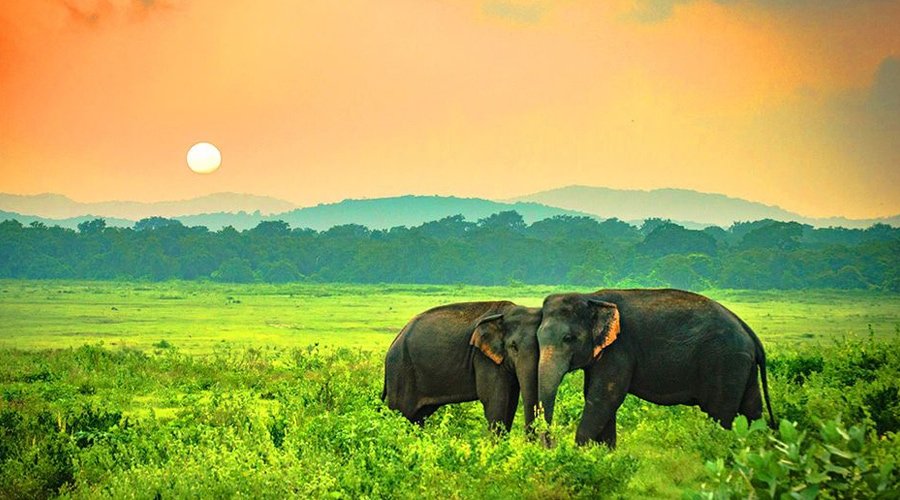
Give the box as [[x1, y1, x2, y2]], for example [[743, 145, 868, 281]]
[[739, 363, 763, 421], [597, 413, 617, 448], [577, 359, 630, 447], [410, 404, 441, 426], [477, 369, 518, 433], [705, 352, 753, 429]]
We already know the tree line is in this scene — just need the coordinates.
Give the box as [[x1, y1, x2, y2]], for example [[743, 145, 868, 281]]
[[1, 212, 897, 291]]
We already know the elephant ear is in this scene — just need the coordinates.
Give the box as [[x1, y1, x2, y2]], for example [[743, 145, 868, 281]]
[[470, 313, 506, 365], [588, 299, 620, 359]]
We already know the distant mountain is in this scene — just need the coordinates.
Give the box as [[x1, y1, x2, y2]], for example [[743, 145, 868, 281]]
[[0, 210, 133, 229], [313, 196, 586, 229], [0, 192, 297, 220], [2, 188, 896, 231], [177, 196, 594, 230], [0, 195, 594, 231], [509, 186, 900, 229]]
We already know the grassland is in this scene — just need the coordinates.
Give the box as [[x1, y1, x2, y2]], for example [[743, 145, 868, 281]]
[[1, 281, 898, 498], [2, 281, 897, 353]]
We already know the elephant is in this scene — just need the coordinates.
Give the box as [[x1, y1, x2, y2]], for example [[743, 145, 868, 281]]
[[537, 289, 774, 448], [382, 301, 542, 432]]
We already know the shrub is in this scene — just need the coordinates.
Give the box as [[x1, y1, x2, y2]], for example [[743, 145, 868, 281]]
[[152, 340, 173, 349], [767, 352, 824, 383], [692, 416, 899, 499], [2, 335, 899, 498]]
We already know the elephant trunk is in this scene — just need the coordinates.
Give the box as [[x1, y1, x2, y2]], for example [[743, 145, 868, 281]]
[[538, 346, 568, 425], [516, 362, 539, 432]]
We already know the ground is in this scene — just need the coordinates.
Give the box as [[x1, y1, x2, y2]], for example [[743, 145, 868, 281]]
[[1, 281, 897, 498]]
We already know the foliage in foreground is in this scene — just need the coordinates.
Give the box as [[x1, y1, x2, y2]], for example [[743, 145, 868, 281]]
[[0, 335, 898, 498], [0, 345, 637, 499], [695, 417, 897, 499]]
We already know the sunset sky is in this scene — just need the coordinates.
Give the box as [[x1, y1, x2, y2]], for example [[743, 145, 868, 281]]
[[1, 0, 898, 218]]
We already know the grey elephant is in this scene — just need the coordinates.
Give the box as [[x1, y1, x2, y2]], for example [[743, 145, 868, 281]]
[[382, 301, 541, 432], [537, 289, 774, 447]]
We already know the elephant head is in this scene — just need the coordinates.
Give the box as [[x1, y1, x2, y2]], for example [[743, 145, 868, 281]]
[[537, 294, 620, 424], [470, 305, 542, 430]]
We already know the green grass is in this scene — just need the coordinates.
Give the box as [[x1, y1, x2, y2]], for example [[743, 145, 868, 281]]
[[0, 280, 898, 498], [2, 281, 897, 353], [0, 281, 561, 353]]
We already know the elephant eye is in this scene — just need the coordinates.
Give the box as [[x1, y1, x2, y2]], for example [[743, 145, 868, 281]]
[[508, 341, 518, 351], [563, 334, 577, 343]]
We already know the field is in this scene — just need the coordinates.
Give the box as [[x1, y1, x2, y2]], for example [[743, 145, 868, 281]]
[[3, 281, 898, 353], [1, 280, 899, 498]]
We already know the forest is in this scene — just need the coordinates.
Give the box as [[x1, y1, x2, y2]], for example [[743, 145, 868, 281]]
[[2, 212, 897, 290]]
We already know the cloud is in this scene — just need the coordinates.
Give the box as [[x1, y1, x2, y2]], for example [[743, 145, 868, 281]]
[[629, 0, 691, 22], [860, 56, 900, 173], [823, 55, 900, 193], [732, 54, 900, 215], [867, 56, 900, 133], [59, 0, 114, 26], [482, 0, 551, 24], [731, 0, 889, 7], [629, 0, 889, 23], [57, 0, 171, 26]]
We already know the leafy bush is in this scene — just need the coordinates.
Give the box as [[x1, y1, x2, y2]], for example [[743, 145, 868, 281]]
[[1, 335, 898, 498], [768, 352, 825, 383], [693, 416, 898, 499], [0, 409, 75, 497], [0, 345, 640, 498]]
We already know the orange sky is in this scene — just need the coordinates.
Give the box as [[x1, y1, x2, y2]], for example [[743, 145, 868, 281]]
[[1, 0, 898, 218]]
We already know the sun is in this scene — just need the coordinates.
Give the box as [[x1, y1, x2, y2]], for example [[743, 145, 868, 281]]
[[186, 142, 221, 174]]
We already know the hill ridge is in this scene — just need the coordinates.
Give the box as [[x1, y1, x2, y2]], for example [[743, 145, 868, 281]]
[[509, 185, 899, 229], [1, 189, 897, 230], [0, 192, 297, 220]]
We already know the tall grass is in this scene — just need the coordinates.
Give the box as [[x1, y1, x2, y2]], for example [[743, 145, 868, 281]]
[[0, 281, 897, 497], [1, 335, 897, 498]]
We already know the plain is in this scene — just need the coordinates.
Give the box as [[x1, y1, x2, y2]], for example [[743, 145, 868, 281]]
[[1, 280, 898, 498]]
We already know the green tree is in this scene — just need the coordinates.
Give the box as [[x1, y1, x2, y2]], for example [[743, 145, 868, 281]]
[[258, 260, 302, 283], [250, 220, 291, 237], [639, 217, 670, 235], [638, 223, 718, 257], [648, 254, 715, 290], [134, 217, 183, 231], [212, 258, 255, 283], [77, 218, 106, 234], [739, 221, 806, 251], [416, 215, 474, 239], [477, 211, 526, 232]]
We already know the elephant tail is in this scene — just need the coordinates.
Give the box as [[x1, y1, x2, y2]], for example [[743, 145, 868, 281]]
[[736, 316, 776, 429]]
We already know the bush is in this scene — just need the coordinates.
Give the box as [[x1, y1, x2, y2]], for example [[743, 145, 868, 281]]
[[768, 352, 825, 383], [211, 258, 255, 283], [1, 336, 898, 498], [693, 416, 898, 499], [0, 409, 75, 497]]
